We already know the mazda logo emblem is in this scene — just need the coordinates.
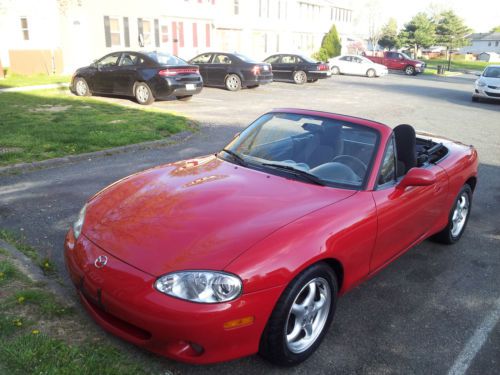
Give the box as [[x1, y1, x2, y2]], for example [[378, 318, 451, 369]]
[[94, 255, 108, 269]]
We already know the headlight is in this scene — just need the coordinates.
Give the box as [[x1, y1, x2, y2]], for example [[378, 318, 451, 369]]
[[155, 271, 242, 303], [72, 204, 87, 240], [477, 80, 486, 87], [415, 63, 422, 67]]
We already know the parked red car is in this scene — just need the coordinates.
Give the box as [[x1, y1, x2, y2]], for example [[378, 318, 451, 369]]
[[365, 51, 426, 75], [64, 109, 477, 366]]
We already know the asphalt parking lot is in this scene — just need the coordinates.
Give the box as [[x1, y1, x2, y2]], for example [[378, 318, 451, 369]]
[[1, 72, 499, 374]]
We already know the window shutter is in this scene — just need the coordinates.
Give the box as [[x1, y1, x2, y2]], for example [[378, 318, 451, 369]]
[[123, 17, 130, 47], [104, 16, 111, 47], [179, 22, 184, 47], [138, 18, 143, 46], [154, 19, 160, 47]]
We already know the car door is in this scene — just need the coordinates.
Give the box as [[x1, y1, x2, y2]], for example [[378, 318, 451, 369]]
[[189, 53, 213, 83], [340, 56, 355, 74], [386, 52, 405, 70], [206, 54, 233, 86], [113, 53, 145, 95], [351, 57, 366, 75], [264, 55, 285, 79], [273, 55, 297, 79], [370, 135, 448, 271], [93, 53, 121, 93]]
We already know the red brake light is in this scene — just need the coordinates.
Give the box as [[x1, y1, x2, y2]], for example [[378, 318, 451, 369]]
[[159, 67, 199, 77], [251, 65, 261, 76]]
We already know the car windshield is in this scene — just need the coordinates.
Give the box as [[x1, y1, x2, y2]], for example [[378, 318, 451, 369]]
[[223, 112, 379, 189], [234, 53, 258, 63], [147, 52, 187, 65], [483, 66, 500, 78]]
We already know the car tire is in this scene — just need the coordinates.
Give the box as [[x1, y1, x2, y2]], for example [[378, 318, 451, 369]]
[[134, 82, 154, 105], [308, 79, 319, 83], [471, 96, 479, 102], [366, 69, 376, 78], [293, 71, 307, 85], [74, 77, 91, 97], [331, 66, 340, 75], [432, 184, 472, 244], [225, 74, 242, 91], [259, 262, 338, 366], [176, 95, 193, 101], [247, 85, 259, 89], [404, 65, 416, 76]]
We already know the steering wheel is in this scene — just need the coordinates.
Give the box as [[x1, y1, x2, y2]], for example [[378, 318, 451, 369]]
[[331, 155, 367, 178]]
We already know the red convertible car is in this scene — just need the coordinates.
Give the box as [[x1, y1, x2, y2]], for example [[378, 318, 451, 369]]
[[64, 109, 478, 366]]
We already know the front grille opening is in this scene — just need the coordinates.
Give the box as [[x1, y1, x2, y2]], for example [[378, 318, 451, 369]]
[[83, 293, 152, 341]]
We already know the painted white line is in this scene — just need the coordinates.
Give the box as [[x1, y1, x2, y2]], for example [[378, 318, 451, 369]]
[[447, 297, 500, 375]]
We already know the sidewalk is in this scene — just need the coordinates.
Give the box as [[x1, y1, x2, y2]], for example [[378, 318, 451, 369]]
[[0, 82, 70, 93]]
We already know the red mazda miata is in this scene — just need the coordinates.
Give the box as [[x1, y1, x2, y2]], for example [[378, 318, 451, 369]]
[[64, 109, 478, 366]]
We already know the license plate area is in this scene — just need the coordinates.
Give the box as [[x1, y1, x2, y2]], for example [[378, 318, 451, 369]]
[[186, 84, 196, 91]]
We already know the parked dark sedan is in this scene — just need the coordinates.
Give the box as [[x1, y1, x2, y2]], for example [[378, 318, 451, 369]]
[[189, 52, 273, 91], [264, 54, 331, 84], [71, 51, 203, 104]]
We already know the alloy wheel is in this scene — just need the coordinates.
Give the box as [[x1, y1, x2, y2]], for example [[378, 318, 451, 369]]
[[136, 85, 149, 103], [451, 192, 469, 237]]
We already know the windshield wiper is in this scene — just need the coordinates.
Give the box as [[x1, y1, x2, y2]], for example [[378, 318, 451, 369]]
[[261, 163, 327, 186], [221, 149, 247, 166]]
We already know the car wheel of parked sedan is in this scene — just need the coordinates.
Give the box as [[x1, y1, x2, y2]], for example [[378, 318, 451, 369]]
[[176, 95, 193, 101], [433, 184, 472, 244], [404, 65, 416, 75], [225, 74, 242, 91], [134, 82, 154, 105], [247, 85, 259, 89], [259, 262, 338, 366], [293, 71, 307, 85], [366, 69, 376, 78], [471, 96, 479, 102], [74, 77, 91, 97], [331, 66, 340, 75]]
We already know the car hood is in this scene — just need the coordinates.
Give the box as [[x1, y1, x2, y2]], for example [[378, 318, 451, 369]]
[[480, 76, 500, 86], [83, 155, 355, 276]]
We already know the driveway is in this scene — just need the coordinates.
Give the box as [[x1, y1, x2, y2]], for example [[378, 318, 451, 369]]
[[0, 73, 499, 375]]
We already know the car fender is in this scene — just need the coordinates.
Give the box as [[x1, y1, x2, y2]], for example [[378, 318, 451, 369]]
[[225, 191, 377, 296]]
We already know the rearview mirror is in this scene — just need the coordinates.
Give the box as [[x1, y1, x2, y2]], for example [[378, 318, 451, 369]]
[[396, 168, 436, 190]]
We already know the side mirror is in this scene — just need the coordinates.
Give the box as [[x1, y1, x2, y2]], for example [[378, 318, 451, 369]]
[[396, 168, 436, 190], [474, 72, 481, 77]]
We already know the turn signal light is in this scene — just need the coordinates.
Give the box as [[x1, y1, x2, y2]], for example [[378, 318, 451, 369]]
[[223, 316, 255, 329]]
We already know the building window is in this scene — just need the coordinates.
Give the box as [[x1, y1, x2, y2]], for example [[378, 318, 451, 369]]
[[161, 25, 169, 43], [20, 17, 29, 40], [205, 23, 211, 47], [234, 0, 239, 15], [496, 41, 499, 47], [142, 19, 152, 46], [192, 23, 198, 47], [109, 17, 121, 46], [488, 42, 492, 46]]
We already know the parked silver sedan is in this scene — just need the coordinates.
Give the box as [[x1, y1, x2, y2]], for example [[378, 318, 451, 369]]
[[472, 65, 500, 102], [328, 55, 388, 78]]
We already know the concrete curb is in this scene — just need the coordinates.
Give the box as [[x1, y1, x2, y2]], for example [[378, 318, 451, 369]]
[[0, 130, 194, 175], [0, 238, 74, 303], [0, 82, 70, 93]]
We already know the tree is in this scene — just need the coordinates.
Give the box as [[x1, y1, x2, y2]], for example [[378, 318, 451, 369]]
[[378, 18, 399, 50], [435, 10, 471, 49], [490, 25, 500, 33], [312, 25, 341, 61], [399, 13, 436, 57], [366, 0, 383, 50]]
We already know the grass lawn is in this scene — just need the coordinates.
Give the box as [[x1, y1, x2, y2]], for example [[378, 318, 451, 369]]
[[0, 74, 71, 89], [0, 88, 190, 166], [0, 248, 152, 375], [426, 59, 490, 72]]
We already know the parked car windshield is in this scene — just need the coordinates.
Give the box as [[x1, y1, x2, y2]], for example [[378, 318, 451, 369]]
[[234, 53, 258, 63], [483, 66, 500, 78], [223, 112, 379, 189], [147, 52, 186, 65]]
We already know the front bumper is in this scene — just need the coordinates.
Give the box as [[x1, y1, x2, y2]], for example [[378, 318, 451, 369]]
[[64, 229, 283, 364], [473, 86, 500, 100], [415, 65, 425, 73]]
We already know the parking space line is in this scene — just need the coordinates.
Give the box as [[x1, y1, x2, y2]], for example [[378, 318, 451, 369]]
[[447, 297, 500, 375]]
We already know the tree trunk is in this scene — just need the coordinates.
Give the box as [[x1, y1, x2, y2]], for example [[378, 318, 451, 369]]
[[0, 59, 4, 79]]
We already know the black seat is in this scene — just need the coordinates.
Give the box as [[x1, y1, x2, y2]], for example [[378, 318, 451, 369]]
[[393, 124, 416, 175], [307, 123, 343, 168]]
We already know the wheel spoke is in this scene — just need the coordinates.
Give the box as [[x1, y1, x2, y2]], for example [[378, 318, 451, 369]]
[[313, 294, 326, 312], [304, 324, 313, 338], [291, 304, 306, 320], [303, 282, 317, 307], [286, 322, 303, 343]]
